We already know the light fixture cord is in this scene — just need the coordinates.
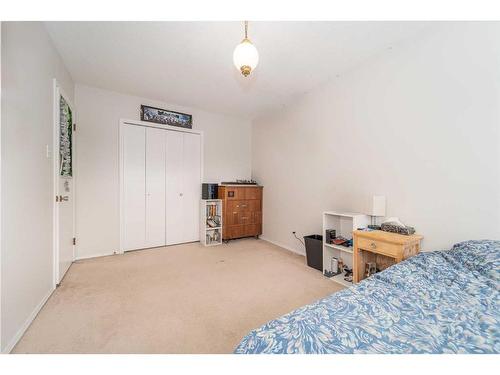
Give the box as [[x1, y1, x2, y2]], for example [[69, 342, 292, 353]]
[[244, 21, 248, 39]]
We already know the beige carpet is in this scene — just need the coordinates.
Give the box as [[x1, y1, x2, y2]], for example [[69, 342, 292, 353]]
[[12, 239, 344, 353]]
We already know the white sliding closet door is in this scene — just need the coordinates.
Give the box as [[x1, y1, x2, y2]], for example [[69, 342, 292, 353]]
[[165, 131, 184, 245], [181, 133, 201, 242], [122, 125, 146, 251], [145, 127, 166, 247]]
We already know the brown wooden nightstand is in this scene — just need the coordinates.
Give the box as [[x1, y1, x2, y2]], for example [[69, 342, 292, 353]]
[[352, 230, 423, 283]]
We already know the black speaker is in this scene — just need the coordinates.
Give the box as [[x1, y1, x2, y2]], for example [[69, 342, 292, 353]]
[[325, 229, 336, 244], [202, 183, 218, 199]]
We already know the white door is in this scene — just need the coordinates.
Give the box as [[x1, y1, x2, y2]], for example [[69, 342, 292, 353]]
[[145, 127, 166, 247], [122, 125, 146, 250], [165, 131, 184, 245], [54, 85, 75, 284], [181, 133, 201, 242]]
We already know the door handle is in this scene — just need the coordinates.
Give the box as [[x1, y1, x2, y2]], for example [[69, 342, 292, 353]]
[[59, 195, 69, 202]]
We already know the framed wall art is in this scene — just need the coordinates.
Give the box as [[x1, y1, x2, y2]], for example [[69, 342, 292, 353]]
[[140, 105, 192, 129]]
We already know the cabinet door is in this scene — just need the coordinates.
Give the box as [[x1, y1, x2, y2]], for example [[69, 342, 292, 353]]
[[145, 127, 166, 247], [181, 132, 201, 242], [165, 131, 184, 245], [123, 125, 146, 250]]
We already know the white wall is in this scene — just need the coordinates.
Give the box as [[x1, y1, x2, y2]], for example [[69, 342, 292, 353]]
[[1, 22, 74, 352], [75, 84, 252, 259], [252, 22, 500, 254]]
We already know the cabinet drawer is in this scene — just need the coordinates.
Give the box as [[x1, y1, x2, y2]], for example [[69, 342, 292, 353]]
[[243, 224, 261, 236], [356, 237, 401, 258], [227, 200, 260, 212], [244, 187, 262, 200], [220, 187, 262, 201], [242, 200, 260, 211], [224, 188, 243, 200], [226, 224, 261, 239], [238, 213, 254, 224], [226, 211, 257, 225], [227, 200, 245, 212]]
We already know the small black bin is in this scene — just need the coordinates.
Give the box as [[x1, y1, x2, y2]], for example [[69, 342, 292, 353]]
[[304, 234, 323, 271]]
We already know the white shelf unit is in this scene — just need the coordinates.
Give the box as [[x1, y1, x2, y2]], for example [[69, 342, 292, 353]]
[[200, 199, 223, 246], [322, 211, 370, 287]]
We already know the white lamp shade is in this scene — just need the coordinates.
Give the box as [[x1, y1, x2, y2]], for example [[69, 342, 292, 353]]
[[233, 39, 259, 72], [371, 195, 386, 217]]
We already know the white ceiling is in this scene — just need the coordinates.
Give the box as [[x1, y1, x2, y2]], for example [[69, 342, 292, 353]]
[[45, 21, 433, 118]]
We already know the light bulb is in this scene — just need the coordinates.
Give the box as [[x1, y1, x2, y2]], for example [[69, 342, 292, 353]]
[[233, 38, 259, 77]]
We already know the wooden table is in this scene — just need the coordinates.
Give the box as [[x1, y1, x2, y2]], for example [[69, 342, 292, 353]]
[[352, 230, 423, 283]]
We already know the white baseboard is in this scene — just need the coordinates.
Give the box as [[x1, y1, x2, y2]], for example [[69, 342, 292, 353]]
[[260, 236, 306, 257], [2, 287, 54, 354], [75, 251, 115, 261]]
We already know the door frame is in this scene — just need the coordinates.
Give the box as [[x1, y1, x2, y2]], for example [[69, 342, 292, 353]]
[[118, 118, 204, 254], [52, 79, 76, 287]]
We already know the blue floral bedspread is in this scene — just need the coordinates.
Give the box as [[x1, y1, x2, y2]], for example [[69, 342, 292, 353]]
[[235, 240, 500, 354]]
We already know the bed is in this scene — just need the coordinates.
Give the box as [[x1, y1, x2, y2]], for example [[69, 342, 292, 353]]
[[234, 240, 500, 354]]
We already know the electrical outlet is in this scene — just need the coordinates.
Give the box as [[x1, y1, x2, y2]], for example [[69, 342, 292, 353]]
[[292, 231, 305, 247]]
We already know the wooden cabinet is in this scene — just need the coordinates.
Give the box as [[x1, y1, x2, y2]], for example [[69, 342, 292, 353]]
[[218, 186, 263, 240], [352, 230, 423, 283]]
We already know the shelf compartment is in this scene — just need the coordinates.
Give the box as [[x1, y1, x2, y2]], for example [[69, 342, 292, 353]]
[[329, 273, 353, 288], [324, 242, 353, 254], [204, 241, 222, 247], [322, 211, 370, 277], [200, 199, 223, 246]]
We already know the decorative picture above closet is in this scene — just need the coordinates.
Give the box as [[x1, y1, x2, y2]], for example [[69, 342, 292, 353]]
[[140, 104, 193, 129]]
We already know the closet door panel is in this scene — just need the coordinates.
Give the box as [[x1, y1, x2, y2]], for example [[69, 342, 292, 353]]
[[165, 131, 184, 245], [145, 127, 166, 247], [123, 125, 146, 250], [182, 133, 201, 242]]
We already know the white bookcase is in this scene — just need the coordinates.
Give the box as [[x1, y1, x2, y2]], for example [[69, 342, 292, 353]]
[[200, 199, 223, 246], [322, 211, 370, 287]]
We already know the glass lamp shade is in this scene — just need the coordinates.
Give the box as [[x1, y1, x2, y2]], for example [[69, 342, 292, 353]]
[[233, 38, 259, 77]]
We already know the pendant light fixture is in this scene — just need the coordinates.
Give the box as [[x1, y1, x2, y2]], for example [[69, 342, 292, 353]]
[[233, 21, 259, 77]]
